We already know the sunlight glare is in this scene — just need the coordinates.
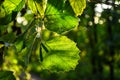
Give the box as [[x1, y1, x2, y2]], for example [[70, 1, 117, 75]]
[[95, 3, 112, 13]]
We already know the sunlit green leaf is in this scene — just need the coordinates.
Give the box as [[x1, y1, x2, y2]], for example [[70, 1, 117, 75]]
[[0, 0, 25, 24], [28, 0, 47, 17], [44, 0, 79, 34], [0, 71, 16, 80], [41, 36, 80, 72], [69, 0, 86, 16], [3, 0, 25, 12]]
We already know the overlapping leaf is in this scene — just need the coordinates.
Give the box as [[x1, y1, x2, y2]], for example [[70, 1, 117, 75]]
[[28, 0, 86, 33], [28, 0, 79, 34], [28, 0, 47, 17], [16, 32, 80, 72], [15, 0, 83, 72], [0, 0, 25, 24], [41, 36, 80, 72]]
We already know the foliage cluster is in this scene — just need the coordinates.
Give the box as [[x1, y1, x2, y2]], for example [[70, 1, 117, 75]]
[[0, 0, 86, 79]]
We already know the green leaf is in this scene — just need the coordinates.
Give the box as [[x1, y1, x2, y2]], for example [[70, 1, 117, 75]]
[[15, 40, 24, 52], [69, 0, 86, 16], [44, 0, 79, 34], [0, 0, 25, 24], [3, 0, 25, 12], [0, 71, 16, 80], [28, 0, 47, 17], [28, 0, 81, 33], [41, 36, 80, 72], [0, 33, 16, 42]]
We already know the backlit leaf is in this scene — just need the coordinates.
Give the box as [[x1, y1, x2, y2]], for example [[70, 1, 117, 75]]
[[28, 0, 47, 17], [41, 36, 80, 72], [0, 0, 25, 24], [44, 0, 79, 34], [69, 0, 86, 16]]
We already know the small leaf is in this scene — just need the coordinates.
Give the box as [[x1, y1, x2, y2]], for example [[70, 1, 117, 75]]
[[15, 40, 24, 52], [0, 71, 16, 80], [28, 0, 47, 17], [41, 36, 80, 72], [69, 0, 86, 16]]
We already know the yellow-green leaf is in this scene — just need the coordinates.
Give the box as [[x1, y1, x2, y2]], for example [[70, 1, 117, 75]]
[[28, 0, 47, 17], [0, 0, 25, 24], [69, 0, 86, 16], [41, 36, 80, 72]]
